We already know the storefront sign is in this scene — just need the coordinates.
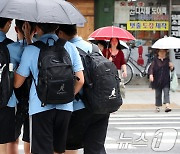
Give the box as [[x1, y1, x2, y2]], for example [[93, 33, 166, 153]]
[[127, 21, 169, 31], [171, 11, 180, 38], [130, 6, 167, 15], [130, 6, 168, 21]]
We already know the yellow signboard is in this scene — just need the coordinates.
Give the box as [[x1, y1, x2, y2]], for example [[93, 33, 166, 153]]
[[127, 21, 169, 31]]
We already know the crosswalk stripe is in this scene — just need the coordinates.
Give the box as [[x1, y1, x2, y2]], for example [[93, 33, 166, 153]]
[[110, 113, 180, 118], [105, 143, 137, 149], [109, 117, 180, 120], [104, 140, 180, 149], [106, 137, 116, 141], [116, 126, 180, 130], [109, 121, 180, 124]]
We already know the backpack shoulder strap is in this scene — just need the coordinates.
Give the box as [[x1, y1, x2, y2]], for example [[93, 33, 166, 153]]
[[31, 41, 46, 49], [87, 43, 103, 57], [92, 43, 100, 53], [30, 41, 46, 87], [33, 38, 67, 49], [56, 38, 67, 47], [76, 46, 88, 56], [0, 38, 14, 64], [2, 38, 14, 45]]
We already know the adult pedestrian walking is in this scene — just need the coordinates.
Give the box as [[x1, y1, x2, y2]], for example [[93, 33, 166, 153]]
[[149, 49, 174, 112], [103, 38, 127, 98], [104, 38, 127, 78]]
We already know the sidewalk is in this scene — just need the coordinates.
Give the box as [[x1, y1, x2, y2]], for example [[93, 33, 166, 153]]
[[119, 79, 180, 110]]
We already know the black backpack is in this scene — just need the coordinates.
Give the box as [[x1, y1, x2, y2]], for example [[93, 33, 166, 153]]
[[33, 38, 74, 106], [76, 44, 122, 114], [0, 38, 14, 108]]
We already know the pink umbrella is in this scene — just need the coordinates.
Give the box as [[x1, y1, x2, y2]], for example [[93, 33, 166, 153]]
[[88, 26, 135, 41]]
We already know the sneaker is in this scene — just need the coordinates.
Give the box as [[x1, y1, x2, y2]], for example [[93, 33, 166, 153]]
[[155, 107, 160, 112], [165, 107, 172, 112]]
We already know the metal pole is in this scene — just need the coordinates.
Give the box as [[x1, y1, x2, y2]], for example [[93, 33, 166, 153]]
[[169, 0, 172, 36], [168, 0, 174, 64]]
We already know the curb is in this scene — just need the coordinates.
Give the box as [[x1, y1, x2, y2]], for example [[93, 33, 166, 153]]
[[119, 103, 180, 110]]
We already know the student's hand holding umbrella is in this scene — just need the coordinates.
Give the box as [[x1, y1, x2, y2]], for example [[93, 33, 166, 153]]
[[22, 22, 33, 44]]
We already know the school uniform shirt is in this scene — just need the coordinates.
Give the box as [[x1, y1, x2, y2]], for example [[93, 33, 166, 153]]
[[0, 31, 24, 107], [69, 36, 92, 111], [16, 34, 84, 115]]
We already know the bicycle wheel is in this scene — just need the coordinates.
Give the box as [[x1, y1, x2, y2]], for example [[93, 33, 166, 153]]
[[145, 63, 152, 79], [124, 63, 133, 85]]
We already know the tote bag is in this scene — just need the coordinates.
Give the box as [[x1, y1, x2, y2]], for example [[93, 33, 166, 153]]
[[170, 70, 179, 92]]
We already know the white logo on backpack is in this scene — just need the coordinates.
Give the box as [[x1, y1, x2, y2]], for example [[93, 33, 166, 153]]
[[0, 64, 6, 82], [109, 88, 116, 99], [57, 84, 65, 95]]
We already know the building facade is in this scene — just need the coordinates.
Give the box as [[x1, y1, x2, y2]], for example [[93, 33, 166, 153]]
[[69, 0, 180, 75]]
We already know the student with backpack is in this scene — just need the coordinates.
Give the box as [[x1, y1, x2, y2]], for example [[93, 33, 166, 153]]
[[7, 20, 36, 154], [56, 24, 118, 154], [0, 17, 24, 154], [14, 23, 84, 154]]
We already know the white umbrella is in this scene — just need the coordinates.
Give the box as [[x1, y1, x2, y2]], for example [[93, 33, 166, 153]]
[[0, 0, 86, 24], [152, 36, 180, 49]]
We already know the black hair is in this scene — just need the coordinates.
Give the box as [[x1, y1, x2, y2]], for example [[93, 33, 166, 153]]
[[108, 38, 121, 50], [36, 23, 59, 34], [0, 17, 12, 29], [56, 24, 77, 36], [97, 40, 107, 49], [15, 19, 36, 34]]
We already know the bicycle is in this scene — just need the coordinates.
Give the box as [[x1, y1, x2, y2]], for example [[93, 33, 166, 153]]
[[124, 47, 154, 85]]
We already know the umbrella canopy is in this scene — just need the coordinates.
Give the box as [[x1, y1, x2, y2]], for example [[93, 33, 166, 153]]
[[152, 36, 180, 49], [88, 26, 136, 41], [0, 0, 86, 24]]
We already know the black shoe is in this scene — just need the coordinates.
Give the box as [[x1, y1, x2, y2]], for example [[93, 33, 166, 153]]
[[165, 107, 172, 112]]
